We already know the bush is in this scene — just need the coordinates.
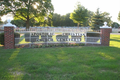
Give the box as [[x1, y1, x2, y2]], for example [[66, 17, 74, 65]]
[[0, 33, 20, 45], [87, 32, 100, 37], [0, 33, 4, 45]]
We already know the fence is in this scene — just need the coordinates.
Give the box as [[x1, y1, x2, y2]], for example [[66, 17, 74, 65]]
[[3, 20, 112, 49], [112, 28, 120, 33]]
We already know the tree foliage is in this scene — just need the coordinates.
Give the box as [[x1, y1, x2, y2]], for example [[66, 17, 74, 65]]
[[118, 11, 120, 21], [11, 20, 25, 27], [101, 12, 112, 26], [91, 8, 104, 30], [70, 3, 89, 27], [52, 13, 77, 27], [112, 22, 119, 28], [0, 0, 54, 29], [0, 17, 3, 24], [91, 8, 113, 30]]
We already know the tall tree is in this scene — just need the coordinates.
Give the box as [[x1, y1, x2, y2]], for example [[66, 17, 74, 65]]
[[11, 20, 25, 27], [101, 12, 112, 26], [70, 3, 89, 27], [112, 22, 119, 28], [63, 13, 77, 26], [118, 11, 120, 22], [0, 0, 54, 30], [0, 17, 3, 24], [91, 8, 104, 30], [87, 10, 94, 27], [52, 13, 61, 27], [51, 13, 77, 27]]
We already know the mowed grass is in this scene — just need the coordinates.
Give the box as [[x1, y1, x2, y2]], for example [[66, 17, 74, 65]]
[[0, 34, 120, 80]]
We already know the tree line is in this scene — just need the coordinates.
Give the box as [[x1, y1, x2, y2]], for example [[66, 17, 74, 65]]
[[0, 1, 120, 30]]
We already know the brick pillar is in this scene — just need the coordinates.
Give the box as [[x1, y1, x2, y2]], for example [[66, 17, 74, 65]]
[[4, 26, 14, 49], [100, 28, 112, 46]]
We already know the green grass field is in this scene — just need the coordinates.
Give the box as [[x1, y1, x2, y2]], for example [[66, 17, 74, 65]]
[[0, 34, 120, 80]]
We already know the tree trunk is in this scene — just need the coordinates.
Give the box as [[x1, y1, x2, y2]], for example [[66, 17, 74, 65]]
[[26, 16, 30, 31], [77, 23, 79, 27]]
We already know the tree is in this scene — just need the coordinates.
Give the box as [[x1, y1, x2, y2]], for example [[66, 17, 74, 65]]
[[52, 13, 61, 27], [91, 8, 104, 30], [11, 20, 25, 27], [101, 12, 112, 26], [51, 13, 77, 27], [63, 13, 77, 26], [70, 3, 89, 27], [118, 11, 120, 21], [88, 11, 94, 27], [0, 17, 3, 24], [0, 0, 54, 30], [112, 22, 119, 28]]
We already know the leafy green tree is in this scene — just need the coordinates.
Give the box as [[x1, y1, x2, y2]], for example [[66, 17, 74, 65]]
[[70, 3, 89, 27], [0, 17, 3, 24], [118, 11, 120, 21], [112, 22, 119, 28], [0, 0, 54, 30], [87, 11, 94, 27], [101, 12, 113, 26], [11, 20, 25, 27], [63, 13, 77, 26], [52, 13, 61, 26], [91, 8, 104, 30], [51, 13, 77, 27]]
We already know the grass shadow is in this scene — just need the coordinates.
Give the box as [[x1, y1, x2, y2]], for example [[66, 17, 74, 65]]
[[110, 39, 120, 43]]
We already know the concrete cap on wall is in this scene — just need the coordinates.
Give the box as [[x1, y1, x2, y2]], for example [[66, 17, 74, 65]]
[[3, 19, 16, 27], [100, 22, 112, 28]]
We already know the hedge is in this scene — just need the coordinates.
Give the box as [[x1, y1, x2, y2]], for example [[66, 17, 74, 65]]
[[87, 32, 100, 37]]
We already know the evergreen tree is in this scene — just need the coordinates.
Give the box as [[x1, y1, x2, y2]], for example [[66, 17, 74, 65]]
[[92, 8, 104, 30], [112, 22, 119, 28]]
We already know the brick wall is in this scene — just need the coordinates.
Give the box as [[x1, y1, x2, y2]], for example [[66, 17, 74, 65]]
[[100, 28, 112, 46], [4, 27, 14, 49]]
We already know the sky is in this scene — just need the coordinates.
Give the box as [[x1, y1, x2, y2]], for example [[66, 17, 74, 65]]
[[2, 0, 120, 24], [52, 0, 120, 23]]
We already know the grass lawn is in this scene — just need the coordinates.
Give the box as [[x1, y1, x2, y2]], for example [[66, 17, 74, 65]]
[[0, 34, 120, 80]]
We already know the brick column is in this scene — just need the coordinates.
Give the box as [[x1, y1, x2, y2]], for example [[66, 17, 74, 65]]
[[4, 19, 15, 49], [4, 26, 14, 49], [100, 22, 112, 46], [100, 28, 112, 46]]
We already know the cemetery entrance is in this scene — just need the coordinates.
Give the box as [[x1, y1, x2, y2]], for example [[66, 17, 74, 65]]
[[14, 27, 101, 48]]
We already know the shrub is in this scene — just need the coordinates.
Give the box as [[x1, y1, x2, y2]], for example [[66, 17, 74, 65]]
[[87, 32, 100, 37], [0, 33, 20, 45], [0, 33, 4, 45]]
